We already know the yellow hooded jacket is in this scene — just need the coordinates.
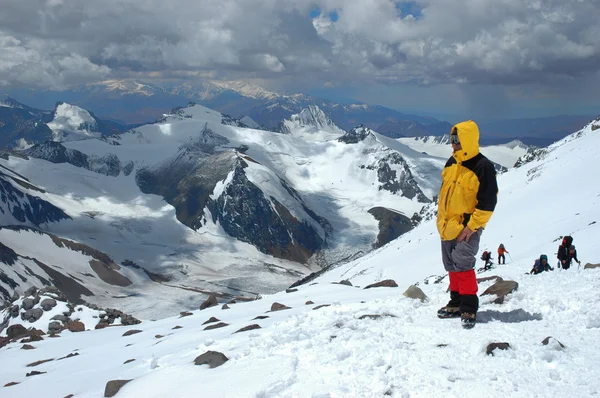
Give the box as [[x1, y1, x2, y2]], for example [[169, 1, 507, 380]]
[[436, 120, 498, 241]]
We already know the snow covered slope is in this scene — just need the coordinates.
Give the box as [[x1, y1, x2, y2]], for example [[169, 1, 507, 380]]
[[0, 117, 598, 398], [399, 135, 531, 168]]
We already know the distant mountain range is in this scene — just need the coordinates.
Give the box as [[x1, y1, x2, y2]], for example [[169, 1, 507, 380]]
[[2, 80, 594, 147]]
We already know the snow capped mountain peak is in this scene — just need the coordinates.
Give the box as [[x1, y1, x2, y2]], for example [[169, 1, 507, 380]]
[[46, 102, 100, 142], [86, 79, 161, 96], [0, 97, 27, 109], [338, 124, 376, 144], [279, 105, 344, 138], [207, 80, 280, 100]]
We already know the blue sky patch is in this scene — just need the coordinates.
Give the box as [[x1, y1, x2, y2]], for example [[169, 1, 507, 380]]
[[395, 1, 423, 19]]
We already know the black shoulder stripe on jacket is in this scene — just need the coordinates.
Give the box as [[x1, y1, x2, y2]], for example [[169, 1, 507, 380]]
[[462, 154, 498, 212], [444, 157, 457, 168]]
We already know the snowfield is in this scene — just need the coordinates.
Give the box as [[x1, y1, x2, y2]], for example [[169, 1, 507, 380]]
[[0, 116, 598, 396]]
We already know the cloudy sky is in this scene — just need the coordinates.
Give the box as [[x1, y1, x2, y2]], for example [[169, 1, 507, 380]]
[[1, 0, 599, 121]]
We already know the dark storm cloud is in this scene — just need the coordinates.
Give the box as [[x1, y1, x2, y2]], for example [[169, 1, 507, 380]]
[[1, 0, 599, 89]]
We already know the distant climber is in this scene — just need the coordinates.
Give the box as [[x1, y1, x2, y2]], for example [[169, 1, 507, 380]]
[[557, 235, 573, 269], [497, 243, 509, 264], [481, 250, 493, 270], [563, 245, 581, 270], [436, 121, 498, 329], [530, 254, 553, 274]]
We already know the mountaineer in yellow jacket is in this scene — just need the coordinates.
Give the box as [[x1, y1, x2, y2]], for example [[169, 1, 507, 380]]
[[436, 120, 498, 329]]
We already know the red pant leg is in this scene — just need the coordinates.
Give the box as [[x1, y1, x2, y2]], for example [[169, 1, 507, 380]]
[[455, 269, 478, 295]]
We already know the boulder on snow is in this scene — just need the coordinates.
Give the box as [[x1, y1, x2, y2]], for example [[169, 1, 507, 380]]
[[104, 380, 132, 397], [200, 295, 219, 310], [584, 263, 600, 270], [122, 329, 142, 337], [477, 275, 504, 284], [204, 322, 229, 331], [51, 314, 69, 323], [313, 304, 331, 311], [21, 298, 36, 311], [40, 298, 57, 311], [364, 279, 398, 289], [23, 287, 37, 297], [481, 280, 519, 304], [285, 288, 298, 293], [202, 317, 220, 325], [48, 321, 63, 334], [21, 308, 43, 323], [486, 342, 511, 356], [10, 305, 19, 318], [7, 324, 28, 339], [233, 324, 261, 333], [305, 301, 314, 305], [179, 311, 193, 318], [270, 302, 291, 312], [4, 381, 19, 387], [338, 280, 353, 286], [542, 336, 566, 349], [26, 370, 46, 377], [194, 351, 229, 368], [252, 315, 269, 320], [21, 344, 35, 350], [27, 358, 54, 367], [221, 304, 230, 310], [67, 321, 85, 332], [403, 285, 429, 302]]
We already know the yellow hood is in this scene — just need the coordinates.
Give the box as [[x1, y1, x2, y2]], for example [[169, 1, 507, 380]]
[[451, 120, 480, 162]]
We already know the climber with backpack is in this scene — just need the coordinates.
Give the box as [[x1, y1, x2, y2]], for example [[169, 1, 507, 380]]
[[530, 254, 553, 274], [563, 245, 581, 270], [497, 243, 509, 264], [557, 235, 573, 269], [481, 250, 493, 271]]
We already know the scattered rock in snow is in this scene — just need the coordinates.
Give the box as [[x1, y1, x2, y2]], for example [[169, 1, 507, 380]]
[[476, 275, 504, 284], [122, 329, 142, 337], [200, 295, 219, 310], [26, 370, 46, 377], [7, 324, 28, 339], [40, 298, 57, 311], [10, 305, 19, 318], [270, 302, 291, 312], [27, 358, 54, 367], [4, 381, 20, 387], [124, 359, 136, 364], [253, 315, 269, 320], [21, 308, 44, 322], [486, 342, 511, 356], [403, 285, 428, 302], [204, 322, 229, 331], [49, 333, 60, 338], [542, 336, 566, 349], [221, 304, 230, 310], [172, 325, 183, 330], [104, 379, 132, 397], [48, 321, 63, 334], [338, 280, 353, 286], [194, 351, 229, 368], [67, 321, 85, 332], [64, 395, 74, 398], [51, 314, 69, 323], [482, 280, 519, 304], [155, 334, 164, 339], [202, 317, 220, 325], [21, 344, 35, 350], [58, 353, 79, 360], [179, 311, 193, 318], [364, 279, 398, 289], [286, 288, 298, 293], [358, 314, 397, 320], [234, 324, 261, 333], [23, 287, 37, 297], [227, 299, 237, 304], [305, 301, 314, 305], [22, 298, 36, 310], [313, 304, 331, 311], [584, 263, 600, 270]]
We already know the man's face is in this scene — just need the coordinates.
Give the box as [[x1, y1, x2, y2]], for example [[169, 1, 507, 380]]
[[450, 133, 462, 152]]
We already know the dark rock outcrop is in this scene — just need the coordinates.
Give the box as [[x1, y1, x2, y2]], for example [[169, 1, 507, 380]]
[[482, 280, 519, 304], [104, 380, 132, 397], [270, 302, 291, 312], [194, 350, 229, 368], [200, 295, 218, 310], [234, 324, 261, 333], [204, 322, 229, 331], [486, 342, 511, 356], [364, 279, 398, 289], [368, 207, 413, 248]]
